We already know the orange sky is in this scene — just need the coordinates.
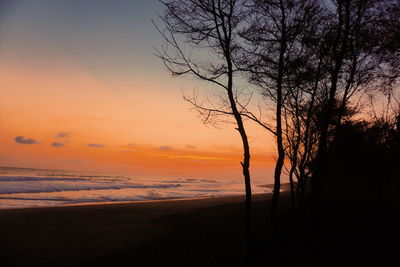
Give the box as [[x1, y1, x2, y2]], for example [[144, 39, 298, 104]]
[[0, 0, 279, 182]]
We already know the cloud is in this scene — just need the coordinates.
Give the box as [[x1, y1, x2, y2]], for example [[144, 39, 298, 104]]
[[121, 150, 133, 153], [120, 143, 137, 149], [55, 132, 70, 138], [14, 136, 38, 145], [212, 145, 241, 152], [58, 158, 82, 164], [159, 146, 173, 151], [51, 142, 65, 147], [87, 143, 105, 148], [185, 144, 196, 150]]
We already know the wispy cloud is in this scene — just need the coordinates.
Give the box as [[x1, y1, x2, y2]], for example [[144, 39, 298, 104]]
[[212, 145, 241, 152], [14, 136, 38, 145], [167, 155, 225, 160], [55, 132, 70, 139], [87, 143, 106, 148], [54, 117, 110, 124], [185, 144, 196, 150], [121, 150, 134, 153], [51, 142, 65, 147], [159, 146, 173, 151], [121, 143, 137, 149], [58, 158, 82, 164]]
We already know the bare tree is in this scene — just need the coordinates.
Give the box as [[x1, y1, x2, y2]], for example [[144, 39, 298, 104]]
[[238, 0, 324, 220], [156, 0, 252, 205], [238, 0, 399, 212], [309, 0, 400, 207]]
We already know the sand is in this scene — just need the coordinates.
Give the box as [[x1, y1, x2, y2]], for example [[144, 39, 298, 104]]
[[1, 191, 398, 267], [0, 194, 279, 267]]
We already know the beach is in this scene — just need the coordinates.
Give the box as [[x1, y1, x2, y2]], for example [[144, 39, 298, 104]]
[[1, 190, 399, 267], [0, 194, 278, 267]]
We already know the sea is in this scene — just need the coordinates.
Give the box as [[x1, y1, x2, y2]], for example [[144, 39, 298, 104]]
[[0, 166, 272, 209]]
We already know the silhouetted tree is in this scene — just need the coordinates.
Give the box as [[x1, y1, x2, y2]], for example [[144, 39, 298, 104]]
[[238, 0, 325, 217], [247, 0, 400, 213], [156, 0, 253, 206], [155, 0, 255, 259], [326, 114, 400, 208], [307, 0, 400, 208]]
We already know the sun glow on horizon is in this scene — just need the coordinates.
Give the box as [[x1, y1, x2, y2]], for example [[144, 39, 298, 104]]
[[0, 0, 277, 182]]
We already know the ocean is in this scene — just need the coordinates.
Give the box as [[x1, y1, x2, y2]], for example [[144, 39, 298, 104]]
[[0, 166, 271, 209]]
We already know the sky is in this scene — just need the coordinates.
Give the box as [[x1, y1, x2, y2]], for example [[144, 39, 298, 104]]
[[0, 0, 278, 181]]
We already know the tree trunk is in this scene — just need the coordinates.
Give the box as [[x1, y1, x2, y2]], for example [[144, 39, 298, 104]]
[[270, 0, 287, 228], [221, 27, 252, 256], [311, 0, 350, 208], [225, 57, 252, 205], [289, 166, 296, 210], [212, 2, 253, 257]]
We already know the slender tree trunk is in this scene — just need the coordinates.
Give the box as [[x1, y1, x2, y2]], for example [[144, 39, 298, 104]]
[[298, 171, 307, 209], [226, 60, 252, 251], [271, 100, 285, 223], [225, 53, 251, 206], [312, 0, 350, 208], [270, 0, 287, 229], [210, 2, 253, 258], [289, 166, 296, 210], [214, 0, 252, 206]]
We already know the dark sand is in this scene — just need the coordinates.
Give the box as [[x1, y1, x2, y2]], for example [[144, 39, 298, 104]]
[[0, 194, 279, 267], [1, 192, 399, 267]]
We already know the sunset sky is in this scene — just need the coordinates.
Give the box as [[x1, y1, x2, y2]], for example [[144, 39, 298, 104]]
[[0, 0, 278, 181]]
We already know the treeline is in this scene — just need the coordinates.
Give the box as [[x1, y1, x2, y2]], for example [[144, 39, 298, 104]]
[[156, 0, 399, 218]]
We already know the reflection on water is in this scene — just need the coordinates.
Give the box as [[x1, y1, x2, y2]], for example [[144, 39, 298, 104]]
[[0, 167, 271, 209]]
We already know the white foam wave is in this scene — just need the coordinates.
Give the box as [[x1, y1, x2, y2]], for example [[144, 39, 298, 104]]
[[0, 180, 182, 195], [0, 176, 88, 182], [0, 167, 272, 209]]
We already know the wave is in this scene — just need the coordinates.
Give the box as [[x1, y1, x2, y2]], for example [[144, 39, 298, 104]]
[[0, 176, 88, 182], [0, 190, 195, 205], [0, 167, 273, 209], [0, 182, 182, 195], [0, 196, 70, 202]]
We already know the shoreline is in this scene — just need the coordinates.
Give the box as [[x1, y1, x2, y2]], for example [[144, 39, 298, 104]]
[[0, 183, 292, 211], [0, 193, 274, 211], [0, 183, 296, 211]]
